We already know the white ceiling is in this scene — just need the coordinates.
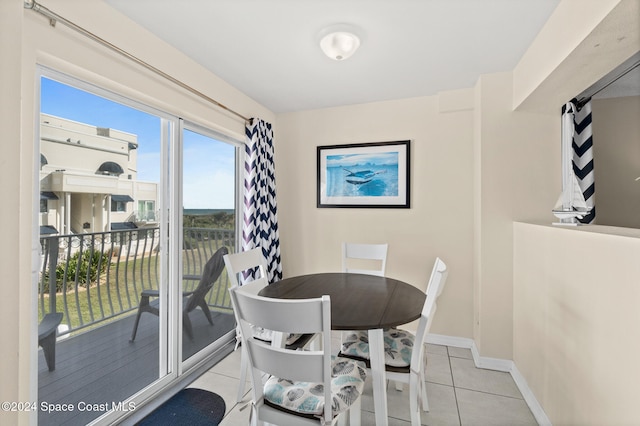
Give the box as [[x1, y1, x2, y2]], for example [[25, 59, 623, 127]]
[[105, 0, 560, 113]]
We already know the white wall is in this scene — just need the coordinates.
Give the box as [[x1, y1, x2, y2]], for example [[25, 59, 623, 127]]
[[592, 95, 640, 228], [513, 0, 638, 112], [473, 72, 558, 357], [0, 1, 26, 424], [514, 222, 640, 425], [276, 93, 475, 338]]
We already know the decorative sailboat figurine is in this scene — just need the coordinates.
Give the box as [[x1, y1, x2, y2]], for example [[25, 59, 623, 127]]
[[552, 171, 591, 225]]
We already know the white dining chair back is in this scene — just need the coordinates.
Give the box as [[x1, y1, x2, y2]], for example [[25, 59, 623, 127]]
[[223, 248, 270, 403], [389, 257, 448, 425], [229, 284, 366, 426], [342, 242, 388, 277], [340, 242, 389, 376], [413, 258, 448, 366], [224, 247, 269, 288]]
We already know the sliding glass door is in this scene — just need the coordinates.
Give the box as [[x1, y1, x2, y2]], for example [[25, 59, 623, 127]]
[[36, 70, 238, 425], [180, 126, 237, 365]]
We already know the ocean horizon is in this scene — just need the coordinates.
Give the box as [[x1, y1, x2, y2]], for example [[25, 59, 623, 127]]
[[183, 208, 234, 215]]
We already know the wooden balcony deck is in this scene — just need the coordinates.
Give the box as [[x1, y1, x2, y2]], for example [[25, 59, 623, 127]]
[[37, 308, 235, 426]]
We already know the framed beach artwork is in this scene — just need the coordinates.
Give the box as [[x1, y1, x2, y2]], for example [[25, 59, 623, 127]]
[[317, 140, 410, 208]]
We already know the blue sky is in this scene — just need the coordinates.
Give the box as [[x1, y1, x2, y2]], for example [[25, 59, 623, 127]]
[[41, 77, 235, 209]]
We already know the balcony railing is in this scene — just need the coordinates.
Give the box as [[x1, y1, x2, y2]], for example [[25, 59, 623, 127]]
[[38, 227, 235, 336]]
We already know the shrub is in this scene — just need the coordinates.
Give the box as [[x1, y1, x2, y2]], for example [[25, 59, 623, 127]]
[[42, 249, 111, 293]]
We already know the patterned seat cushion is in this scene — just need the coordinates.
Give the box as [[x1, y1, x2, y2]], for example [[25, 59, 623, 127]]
[[263, 357, 367, 417], [383, 328, 414, 367], [341, 328, 415, 367], [340, 331, 370, 359]]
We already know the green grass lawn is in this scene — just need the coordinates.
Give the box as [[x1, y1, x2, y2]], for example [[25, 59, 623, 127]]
[[39, 250, 232, 334]]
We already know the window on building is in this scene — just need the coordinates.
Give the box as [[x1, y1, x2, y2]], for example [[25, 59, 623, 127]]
[[111, 200, 126, 212], [138, 200, 156, 221], [111, 195, 134, 212]]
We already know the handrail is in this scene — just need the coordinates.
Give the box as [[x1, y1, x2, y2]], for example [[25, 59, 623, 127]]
[[39, 227, 234, 335]]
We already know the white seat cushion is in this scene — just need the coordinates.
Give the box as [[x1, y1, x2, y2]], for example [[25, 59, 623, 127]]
[[341, 328, 414, 367], [263, 357, 367, 417]]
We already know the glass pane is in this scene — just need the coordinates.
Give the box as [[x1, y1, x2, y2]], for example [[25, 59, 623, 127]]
[[181, 128, 236, 362], [38, 77, 164, 425]]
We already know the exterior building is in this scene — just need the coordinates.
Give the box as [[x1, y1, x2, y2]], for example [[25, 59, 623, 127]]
[[39, 113, 158, 235]]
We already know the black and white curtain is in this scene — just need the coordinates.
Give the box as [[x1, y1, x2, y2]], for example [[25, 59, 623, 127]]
[[242, 118, 283, 282], [570, 98, 596, 223]]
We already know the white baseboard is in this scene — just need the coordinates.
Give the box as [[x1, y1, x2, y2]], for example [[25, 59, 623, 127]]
[[509, 364, 552, 426], [426, 333, 551, 426]]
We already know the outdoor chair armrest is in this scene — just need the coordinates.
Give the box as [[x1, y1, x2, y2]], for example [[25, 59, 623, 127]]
[[141, 289, 159, 298]]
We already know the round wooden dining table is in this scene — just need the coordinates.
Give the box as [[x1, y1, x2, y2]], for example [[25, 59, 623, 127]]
[[259, 272, 425, 426]]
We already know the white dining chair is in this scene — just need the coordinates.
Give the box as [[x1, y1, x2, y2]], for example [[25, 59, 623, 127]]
[[342, 242, 388, 276], [340, 242, 389, 376], [224, 249, 268, 403], [339, 257, 448, 426], [224, 248, 315, 403], [229, 281, 367, 426]]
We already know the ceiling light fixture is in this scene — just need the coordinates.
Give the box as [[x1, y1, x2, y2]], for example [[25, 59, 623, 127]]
[[319, 24, 361, 61]]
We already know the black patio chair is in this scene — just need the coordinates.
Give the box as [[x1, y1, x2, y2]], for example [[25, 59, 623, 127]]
[[130, 246, 228, 341]]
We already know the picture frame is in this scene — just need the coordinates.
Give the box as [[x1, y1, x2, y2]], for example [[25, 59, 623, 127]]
[[317, 140, 410, 208]]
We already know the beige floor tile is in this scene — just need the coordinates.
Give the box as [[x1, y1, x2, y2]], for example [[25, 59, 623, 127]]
[[360, 376, 459, 425], [447, 346, 473, 360], [421, 382, 460, 426], [208, 347, 244, 379], [426, 352, 454, 386], [456, 388, 537, 426], [218, 400, 251, 425], [450, 358, 521, 398], [426, 343, 449, 356], [198, 337, 539, 426], [362, 408, 412, 425]]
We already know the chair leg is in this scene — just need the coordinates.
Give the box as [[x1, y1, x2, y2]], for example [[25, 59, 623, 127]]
[[198, 299, 214, 325], [129, 308, 143, 342], [420, 356, 429, 412], [183, 313, 194, 340], [348, 396, 362, 426], [250, 404, 262, 426], [130, 295, 156, 342], [237, 345, 249, 403], [409, 373, 421, 426], [421, 375, 429, 412], [40, 332, 57, 371]]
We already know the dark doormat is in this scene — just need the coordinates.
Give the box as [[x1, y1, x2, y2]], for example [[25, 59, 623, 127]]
[[137, 388, 226, 425]]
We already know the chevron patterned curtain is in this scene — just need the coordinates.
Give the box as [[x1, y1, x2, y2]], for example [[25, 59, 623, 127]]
[[242, 118, 283, 282], [572, 99, 596, 223]]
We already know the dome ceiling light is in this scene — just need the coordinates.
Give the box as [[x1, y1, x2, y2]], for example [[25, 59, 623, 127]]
[[319, 24, 362, 61]]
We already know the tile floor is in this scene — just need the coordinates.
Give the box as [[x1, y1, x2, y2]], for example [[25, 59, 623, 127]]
[[189, 333, 539, 425]]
